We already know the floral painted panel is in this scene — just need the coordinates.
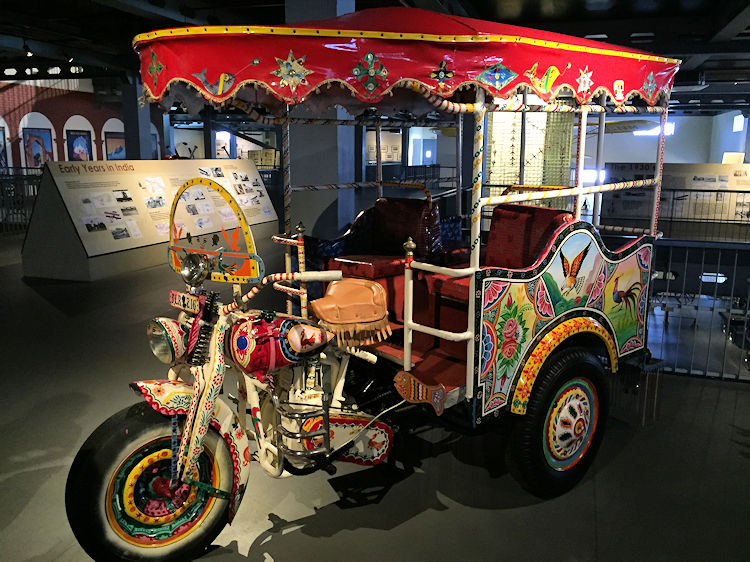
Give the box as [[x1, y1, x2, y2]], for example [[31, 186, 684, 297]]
[[479, 227, 651, 415]]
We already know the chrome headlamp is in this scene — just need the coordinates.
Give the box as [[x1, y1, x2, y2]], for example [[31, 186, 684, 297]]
[[181, 253, 209, 287], [146, 318, 187, 364]]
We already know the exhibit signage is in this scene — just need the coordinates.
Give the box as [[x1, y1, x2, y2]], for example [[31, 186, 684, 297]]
[[49, 159, 277, 257]]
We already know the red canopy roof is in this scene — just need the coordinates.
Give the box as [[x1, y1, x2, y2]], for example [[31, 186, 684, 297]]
[[133, 7, 680, 110]]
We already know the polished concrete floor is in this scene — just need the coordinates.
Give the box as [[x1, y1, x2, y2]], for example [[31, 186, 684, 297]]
[[2, 233, 750, 561]]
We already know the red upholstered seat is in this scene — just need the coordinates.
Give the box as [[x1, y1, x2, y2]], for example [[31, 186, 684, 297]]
[[485, 204, 573, 268], [425, 274, 470, 302], [427, 204, 573, 303], [328, 255, 407, 279]]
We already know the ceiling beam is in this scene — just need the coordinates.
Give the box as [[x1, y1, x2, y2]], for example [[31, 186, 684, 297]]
[[90, 0, 238, 26], [0, 34, 129, 70], [653, 39, 750, 57], [682, 4, 750, 71]]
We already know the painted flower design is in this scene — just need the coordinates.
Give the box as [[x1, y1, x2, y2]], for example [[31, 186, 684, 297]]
[[503, 317, 519, 340], [494, 297, 531, 382], [152, 385, 166, 398], [588, 266, 606, 304], [535, 280, 554, 318], [500, 337, 517, 359], [430, 60, 454, 88], [483, 280, 509, 308]]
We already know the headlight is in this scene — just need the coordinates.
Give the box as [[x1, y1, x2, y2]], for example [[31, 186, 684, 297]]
[[146, 318, 187, 364], [181, 253, 209, 286]]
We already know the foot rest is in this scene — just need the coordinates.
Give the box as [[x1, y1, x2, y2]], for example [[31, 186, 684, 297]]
[[393, 371, 446, 415]]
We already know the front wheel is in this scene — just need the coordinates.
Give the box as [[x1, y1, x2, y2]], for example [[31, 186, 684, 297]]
[[506, 347, 608, 498], [66, 402, 233, 561]]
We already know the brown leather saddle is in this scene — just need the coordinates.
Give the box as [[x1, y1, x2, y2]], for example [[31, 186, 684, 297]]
[[309, 278, 391, 347]]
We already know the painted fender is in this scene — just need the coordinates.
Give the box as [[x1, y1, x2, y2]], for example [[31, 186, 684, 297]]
[[130, 379, 251, 522], [509, 316, 618, 415]]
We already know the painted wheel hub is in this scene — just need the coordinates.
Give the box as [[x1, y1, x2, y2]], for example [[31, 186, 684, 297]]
[[105, 437, 218, 547], [543, 378, 598, 471]]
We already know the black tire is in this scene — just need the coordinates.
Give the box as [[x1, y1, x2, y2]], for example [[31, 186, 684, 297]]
[[507, 347, 608, 498], [66, 402, 233, 561]]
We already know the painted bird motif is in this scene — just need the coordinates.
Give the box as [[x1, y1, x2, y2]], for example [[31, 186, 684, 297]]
[[560, 242, 591, 295], [191, 68, 236, 95], [612, 277, 643, 316]]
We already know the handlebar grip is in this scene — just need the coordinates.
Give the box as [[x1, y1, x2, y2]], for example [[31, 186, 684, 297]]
[[294, 271, 343, 282]]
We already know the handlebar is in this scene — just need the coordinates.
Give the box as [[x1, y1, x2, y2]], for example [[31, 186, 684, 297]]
[[220, 270, 342, 315], [294, 271, 343, 282]]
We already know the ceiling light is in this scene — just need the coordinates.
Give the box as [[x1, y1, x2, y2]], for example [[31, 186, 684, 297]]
[[23, 42, 33, 57], [633, 123, 675, 136]]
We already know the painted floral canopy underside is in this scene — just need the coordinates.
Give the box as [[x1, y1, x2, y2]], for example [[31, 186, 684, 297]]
[[133, 7, 680, 115]]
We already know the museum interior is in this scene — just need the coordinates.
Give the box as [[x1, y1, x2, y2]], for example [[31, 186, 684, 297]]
[[2, 1, 750, 560]]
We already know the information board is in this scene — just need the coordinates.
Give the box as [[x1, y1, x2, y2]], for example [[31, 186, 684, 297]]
[[49, 159, 277, 257]]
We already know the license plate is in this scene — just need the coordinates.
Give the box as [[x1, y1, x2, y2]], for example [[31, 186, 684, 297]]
[[169, 290, 201, 314]]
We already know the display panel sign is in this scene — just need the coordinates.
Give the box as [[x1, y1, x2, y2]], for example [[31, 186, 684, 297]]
[[49, 159, 277, 257]]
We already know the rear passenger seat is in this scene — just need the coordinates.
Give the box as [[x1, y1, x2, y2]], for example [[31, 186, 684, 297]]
[[424, 204, 574, 303]]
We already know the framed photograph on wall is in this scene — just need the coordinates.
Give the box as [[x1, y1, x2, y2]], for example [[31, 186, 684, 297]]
[[105, 132, 126, 160], [66, 130, 93, 161], [22, 127, 54, 168]]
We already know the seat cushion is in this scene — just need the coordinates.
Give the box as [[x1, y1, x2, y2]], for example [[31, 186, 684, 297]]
[[485, 204, 573, 269], [328, 255, 407, 279], [424, 272, 471, 303]]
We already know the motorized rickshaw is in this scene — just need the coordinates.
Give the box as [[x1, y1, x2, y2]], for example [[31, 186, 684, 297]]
[[66, 7, 679, 560]]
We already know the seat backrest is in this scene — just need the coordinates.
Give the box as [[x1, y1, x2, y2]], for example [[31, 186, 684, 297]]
[[372, 197, 442, 258], [485, 204, 573, 269]]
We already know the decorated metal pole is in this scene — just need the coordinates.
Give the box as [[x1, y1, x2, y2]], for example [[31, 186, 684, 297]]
[[651, 109, 668, 235], [573, 106, 589, 219], [592, 94, 607, 223], [456, 114, 463, 217], [375, 124, 383, 198], [467, 87, 486, 399], [296, 222, 307, 319], [519, 87, 527, 184], [282, 110, 293, 315], [402, 237, 416, 372]]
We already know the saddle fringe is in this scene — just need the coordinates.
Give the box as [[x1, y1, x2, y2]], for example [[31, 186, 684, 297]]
[[318, 315, 392, 347]]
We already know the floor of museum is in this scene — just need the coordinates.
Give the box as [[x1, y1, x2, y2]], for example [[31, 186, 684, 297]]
[[2, 232, 750, 561]]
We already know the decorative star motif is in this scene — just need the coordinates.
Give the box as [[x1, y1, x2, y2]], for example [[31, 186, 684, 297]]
[[147, 50, 165, 87], [430, 60, 454, 89], [576, 66, 593, 94], [642, 71, 657, 97], [352, 51, 389, 93], [271, 50, 312, 94]]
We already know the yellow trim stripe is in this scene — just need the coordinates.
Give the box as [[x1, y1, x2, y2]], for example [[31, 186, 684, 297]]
[[133, 26, 680, 65]]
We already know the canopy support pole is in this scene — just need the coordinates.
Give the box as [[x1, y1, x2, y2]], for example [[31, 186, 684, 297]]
[[573, 106, 588, 219], [651, 109, 668, 235], [456, 114, 463, 217], [592, 94, 607, 223], [282, 110, 293, 314], [519, 87, 527, 184], [467, 87, 486, 400], [375, 124, 383, 198]]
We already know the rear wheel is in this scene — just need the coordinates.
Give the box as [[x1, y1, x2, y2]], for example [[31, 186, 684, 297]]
[[507, 347, 608, 498], [66, 402, 233, 561]]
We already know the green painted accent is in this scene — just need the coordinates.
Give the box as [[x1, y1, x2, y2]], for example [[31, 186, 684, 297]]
[[352, 51, 389, 93], [147, 50, 165, 87]]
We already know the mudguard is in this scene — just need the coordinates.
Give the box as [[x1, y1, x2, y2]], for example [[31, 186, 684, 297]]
[[509, 316, 618, 415], [130, 379, 251, 522]]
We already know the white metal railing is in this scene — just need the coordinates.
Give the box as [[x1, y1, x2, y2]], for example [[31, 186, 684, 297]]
[[402, 259, 477, 375]]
